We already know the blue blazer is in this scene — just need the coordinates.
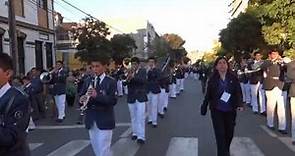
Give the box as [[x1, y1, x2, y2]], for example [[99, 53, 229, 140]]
[[147, 68, 161, 94], [79, 75, 117, 130], [0, 87, 30, 156], [31, 77, 43, 94], [125, 68, 148, 103], [51, 69, 67, 95]]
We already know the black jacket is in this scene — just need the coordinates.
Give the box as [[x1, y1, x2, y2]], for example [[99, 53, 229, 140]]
[[261, 60, 284, 90], [80, 76, 117, 130], [147, 68, 161, 94], [0, 87, 30, 156], [201, 71, 243, 115], [125, 68, 148, 103]]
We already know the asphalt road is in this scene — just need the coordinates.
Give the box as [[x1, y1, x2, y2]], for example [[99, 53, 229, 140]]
[[28, 75, 295, 156]]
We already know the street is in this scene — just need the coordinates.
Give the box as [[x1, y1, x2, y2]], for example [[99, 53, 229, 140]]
[[28, 77, 295, 156]]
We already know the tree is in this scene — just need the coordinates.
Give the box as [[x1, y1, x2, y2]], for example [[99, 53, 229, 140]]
[[71, 18, 112, 63], [255, 0, 295, 52], [151, 36, 171, 58], [219, 12, 266, 58], [110, 34, 137, 64]]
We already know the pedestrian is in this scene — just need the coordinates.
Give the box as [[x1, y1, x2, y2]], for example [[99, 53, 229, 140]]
[[66, 71, 77, 107], [261, 50, 287, 134], [79, 57, 117, 156], [287, 60, 295, 145], [201, 56, 244, 156], [50, 61, 67, 123], [0, 53, 30, 156], [147, 57, 161, 128], [124, 57, 147, 145]]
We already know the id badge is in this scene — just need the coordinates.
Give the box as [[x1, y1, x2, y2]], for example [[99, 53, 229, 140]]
[[220, 92, 231, 103]]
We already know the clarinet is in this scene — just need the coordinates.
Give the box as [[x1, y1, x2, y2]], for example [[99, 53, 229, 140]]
[[80, 77, 95, 116]]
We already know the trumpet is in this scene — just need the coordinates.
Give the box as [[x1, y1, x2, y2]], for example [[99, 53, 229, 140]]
[[39, 69, 57, 83], [80, 78, 95, 115]]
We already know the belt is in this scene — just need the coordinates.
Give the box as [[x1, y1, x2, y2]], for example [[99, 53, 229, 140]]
[[272, 77, 279, 80]]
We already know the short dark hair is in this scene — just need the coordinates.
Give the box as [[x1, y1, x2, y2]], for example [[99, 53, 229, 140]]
[[131, 57, 140, 64], [90, 57, 109, 66], [148, 56, 157, 62], [56, 60, 64, 65], [253, 51, 261, 56], [0, 53, 13, 71]]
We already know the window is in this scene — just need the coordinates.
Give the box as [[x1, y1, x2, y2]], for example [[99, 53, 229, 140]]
[[35, 41, 44, 70], [38, 0, 48, 10], [15, 0, 24, 17], [18, 38, 25, 74], [45, 42, 53, 68]]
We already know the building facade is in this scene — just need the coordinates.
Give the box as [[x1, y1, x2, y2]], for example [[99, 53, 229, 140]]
[[130, 21, 159, 59], [0, 0, 55, 75]]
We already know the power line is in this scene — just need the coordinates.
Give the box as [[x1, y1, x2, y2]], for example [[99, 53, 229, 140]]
[[58, 0, 125, 33]]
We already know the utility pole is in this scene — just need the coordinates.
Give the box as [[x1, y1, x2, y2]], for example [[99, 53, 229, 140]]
[[8, 0, 19, 75]]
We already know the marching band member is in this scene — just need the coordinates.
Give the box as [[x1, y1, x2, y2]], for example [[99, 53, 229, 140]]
[[249, 51, 266, 114], [79, 57, 117, 156], [286, 60, 295, 145], [115, 64, 125, 97], [261, 50, 287, 134], [175, 63, 182, 95], [0, 53, 30, 156], [124, 57, 147, 144], [147, 57, 161, 128], [159, 68, 170, 117], [51, 61, 67, 123], [238, 58, 249, 105], [180, 64, 185, 92], [169, 62, 177, 98]]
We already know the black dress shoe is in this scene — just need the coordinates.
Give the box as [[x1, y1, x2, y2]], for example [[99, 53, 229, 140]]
[[260, 112, 266, 116], [292, 141, 295, 145], [278, 130, 288, 135], [147, 121, 152, 125], [267, 126, 275, 131], [131, 135, 137, 140], [56, 119, 63, 123], [152, 124, 157, 128], [158, 113, 164, 119], [164, 107, 167, 112], [137, 139, 145, 145]]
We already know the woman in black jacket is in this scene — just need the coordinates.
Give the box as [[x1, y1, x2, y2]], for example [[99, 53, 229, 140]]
[[201, 56, 244, 156]]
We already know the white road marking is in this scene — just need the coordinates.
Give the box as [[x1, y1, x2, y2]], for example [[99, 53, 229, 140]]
[[165, 137, 198, 156], [278, 137, 295, 152], [111, 138, 140, 156], [35, 123, 131, 130], [29, 143, 43, 151], [120, 127, 132, 138], [260, 125, 278, 137], [231, 137, 264, 156], [47, 140, 90, 156]]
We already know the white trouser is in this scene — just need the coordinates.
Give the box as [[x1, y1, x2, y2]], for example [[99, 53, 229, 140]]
[[128, 101, 146, 140], [265, 87, 286, 130], [124, 85, 128, 95], [89, 122, 113, 156], [240, 83, 247, 103], [158, 89, 166, 114], [147, 93, 159, 125], [117, 80, 123, 96], [184, 73, 189, 78], [54, 94, 66, 119], [176, 79, 181, 94], [245, 82, 251, 104], [250, 83, 260, 112], [169, 84, 176, 98], [258, 84, 266, 113], [26, 116, 36, 132], [193, 73, 198, 80], [180, 79, 185, 91], [291, 97, 295, 141], [164, 91, 169, 109]]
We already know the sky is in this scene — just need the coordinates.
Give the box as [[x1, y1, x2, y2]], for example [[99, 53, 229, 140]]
[[54, 0, 232, 52]]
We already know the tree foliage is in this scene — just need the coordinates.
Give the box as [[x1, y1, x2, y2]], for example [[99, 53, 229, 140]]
[[219, 12, 265, 58], [110, 34, 137, 64], [162, 33, 186, 49], [151, 36, 171, 58], [72, 18, 111, 63]]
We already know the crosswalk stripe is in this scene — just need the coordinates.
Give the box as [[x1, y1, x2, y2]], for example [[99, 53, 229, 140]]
[[231, 137, 264, 156], [29, 143, 44, 151], [35, 123, 131, 130], [46, 140, 90, 156], [260, 125, 278, 137], [165, 137, 198, 156], [120, 127, 132, 138], [111, 138, 140, 156]]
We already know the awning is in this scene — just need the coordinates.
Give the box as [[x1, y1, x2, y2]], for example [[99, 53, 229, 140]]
[[0, 27, 5, 35]]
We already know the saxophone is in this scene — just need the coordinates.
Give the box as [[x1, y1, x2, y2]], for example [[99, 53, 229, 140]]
[[80, 78, 95, 115]]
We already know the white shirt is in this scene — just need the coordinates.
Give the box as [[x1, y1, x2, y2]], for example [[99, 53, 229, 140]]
[[94, 73, 106, 88], [0, 82, 12, 98]]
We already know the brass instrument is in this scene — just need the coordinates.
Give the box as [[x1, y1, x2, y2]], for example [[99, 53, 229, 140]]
[[40, 69, 57, 83], [80, 78, 95, 115]]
